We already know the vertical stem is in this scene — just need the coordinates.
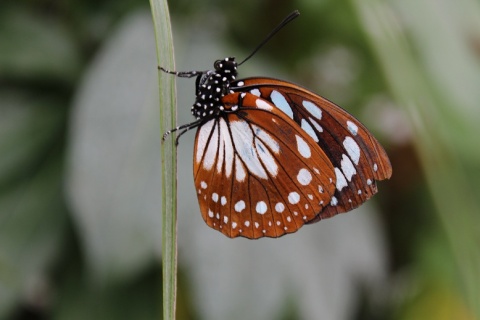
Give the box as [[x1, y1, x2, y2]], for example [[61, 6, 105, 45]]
[[148, 0, 177, 319]]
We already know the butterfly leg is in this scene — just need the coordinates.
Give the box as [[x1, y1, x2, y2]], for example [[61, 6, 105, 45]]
[[163, 118, 205, 145], [158, 67, 207, 79]]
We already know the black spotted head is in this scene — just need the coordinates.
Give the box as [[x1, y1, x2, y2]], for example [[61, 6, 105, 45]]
[[213, 57, 238, 82], [191, 57, 238, 119]]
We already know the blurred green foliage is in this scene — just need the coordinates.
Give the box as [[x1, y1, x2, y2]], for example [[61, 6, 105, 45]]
[[1, 0, 479, 319]]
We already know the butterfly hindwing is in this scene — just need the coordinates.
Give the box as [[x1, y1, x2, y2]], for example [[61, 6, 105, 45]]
[[232, 77, 392, 221], [193, 92, 336, 238]]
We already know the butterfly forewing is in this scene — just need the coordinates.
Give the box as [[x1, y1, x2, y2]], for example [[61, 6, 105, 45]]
[[232, 77, 392, 221], [193, 92, 336, 239]]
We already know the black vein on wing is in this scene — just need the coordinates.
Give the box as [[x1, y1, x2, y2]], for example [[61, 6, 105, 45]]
[[236, 107, 329, 226]]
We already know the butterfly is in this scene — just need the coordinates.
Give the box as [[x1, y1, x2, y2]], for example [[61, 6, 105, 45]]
[[161, 11, 392, 239]]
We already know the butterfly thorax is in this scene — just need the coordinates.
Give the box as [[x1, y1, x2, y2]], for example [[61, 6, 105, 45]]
[[191, 57, 238, 119]]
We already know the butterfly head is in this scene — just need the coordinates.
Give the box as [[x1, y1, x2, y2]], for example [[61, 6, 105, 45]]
[[213, 57, 238, 81], [191, 57, 238, 119]]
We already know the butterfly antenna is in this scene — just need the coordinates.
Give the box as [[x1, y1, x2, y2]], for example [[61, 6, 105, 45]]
[[238, 10, 300, 66]]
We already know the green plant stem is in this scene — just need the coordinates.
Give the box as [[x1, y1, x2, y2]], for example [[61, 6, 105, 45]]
[[148, 0, 177, 319]]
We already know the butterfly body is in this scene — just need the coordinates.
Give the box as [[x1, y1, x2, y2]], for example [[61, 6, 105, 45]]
[[190, 57, 238, 119], [161, 11, 392, 239]]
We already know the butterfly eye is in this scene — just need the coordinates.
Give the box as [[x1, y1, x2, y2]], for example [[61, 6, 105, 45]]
[[213, 60, 223, 70]]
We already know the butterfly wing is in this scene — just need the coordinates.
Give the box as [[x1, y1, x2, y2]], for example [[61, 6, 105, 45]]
[[193, 92, 336, 239], [232, 77, 392, 221]]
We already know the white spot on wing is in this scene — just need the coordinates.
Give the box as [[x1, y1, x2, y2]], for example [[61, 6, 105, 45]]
[[309, 117, 323, 132], [196, 119, 215, 165], [232, 222, 237, 229], [343, 136, 360, 165], [255, 139, 278, 176], [221, 196, 227, 206], [235, 155, 246, 182], [275, 202, 285, 213], [234, 200, 245, 213], [230, 120, 268, 179], [256, 201, 267, 214], [295, 135, 311, 158], [334, 167, 348, 191], [288, 192, 300, 204], [301, 119, 319, 142], [302, 100, 322, 119], [341, 154, 356, 181], [270, 90, 293, 119], [216, 120, 225, 173], [220, 119, 234, 177], [330, 196, 338, 206], [200, 181, 207, 189], [250, 88, 261, 96], [202, 121, 219, 170], [208, 209, 214, 218], [230, 120, 283, 180], [253, 125, 280, 154], [347, 121, 358, 135], [297, 168, 312, 186], [255, 98, 273, 111], [212, 193, 219, 203]]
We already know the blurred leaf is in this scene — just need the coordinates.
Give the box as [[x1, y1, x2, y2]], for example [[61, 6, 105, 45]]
[[52, 261, 161, 320], [396, 226, 475, 320], [0, 151, 67, 318], [0, 8, 81, 81], [351, 0, 480, 317], [0, 89, 68, 317], [66, 11, 162, 283], [0, 90, 66, 188], [399, 282, 475, 320], [393, 0, 480, 164], [179, 204, 387, 320]]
